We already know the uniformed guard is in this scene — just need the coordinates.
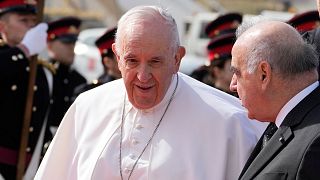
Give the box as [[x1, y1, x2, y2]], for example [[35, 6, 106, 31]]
[[72, 27, 121, 100], [207, 33, 238, 96], [297, 10, 320, 78], [46, 17, 87, 135], [0, 0, 53, 179], [191, 12, 242, 91], [287, 10, 320, 34], [205, 12, 242, 39]]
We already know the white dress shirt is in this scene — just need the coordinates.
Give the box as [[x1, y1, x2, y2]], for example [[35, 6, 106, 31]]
[[275, 81, 319, 127]]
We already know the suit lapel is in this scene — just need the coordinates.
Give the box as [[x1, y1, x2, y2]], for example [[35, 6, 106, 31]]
[[241, 126, 293, 180], [240, 86, 320, 180]]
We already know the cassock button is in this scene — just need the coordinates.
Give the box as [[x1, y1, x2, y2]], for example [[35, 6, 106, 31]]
[[26, 66, 30, 72], [124, 168, 131, 174], [50, 99, 54, 104], [32, 106, 37, 112], [135, 124, 143, 130], [63, 79, 69, 84], [26, 147, 31, 152], [11, 85, 17, 91], [29, 127, 34, 132], [11, 55, 18, 61], [132, 139, 139, 145], [33, 85, 38, 91], [129, 154, 136, 160]]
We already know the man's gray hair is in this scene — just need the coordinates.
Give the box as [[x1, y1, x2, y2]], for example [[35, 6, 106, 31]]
[[114, 6, 180, 54], [236, 18, 319, 78]]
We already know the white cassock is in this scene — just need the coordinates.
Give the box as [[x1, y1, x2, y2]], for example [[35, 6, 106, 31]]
[[35, 72, 266, 180]]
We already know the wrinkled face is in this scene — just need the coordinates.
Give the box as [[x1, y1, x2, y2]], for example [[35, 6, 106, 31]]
[[114, 24, 182, 109], [0, 13, 37, 46], [48, 40, 76, 65], [230, 43, 264, 120]]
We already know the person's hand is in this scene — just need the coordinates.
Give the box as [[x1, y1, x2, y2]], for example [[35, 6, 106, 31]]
[[21, 23, 48, 56]]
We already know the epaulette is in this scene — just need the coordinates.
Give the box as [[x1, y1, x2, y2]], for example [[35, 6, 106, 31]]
[[37, 58, 56, 75]]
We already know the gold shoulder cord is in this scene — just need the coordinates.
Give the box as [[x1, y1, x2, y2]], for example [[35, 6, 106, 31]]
[[37, 58, 56, 75]]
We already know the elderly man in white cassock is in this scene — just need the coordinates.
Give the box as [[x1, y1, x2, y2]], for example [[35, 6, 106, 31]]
[[35, 5, 266, 180]]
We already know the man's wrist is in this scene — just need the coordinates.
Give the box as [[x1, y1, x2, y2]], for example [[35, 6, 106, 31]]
[[17, 43, 30, 58]]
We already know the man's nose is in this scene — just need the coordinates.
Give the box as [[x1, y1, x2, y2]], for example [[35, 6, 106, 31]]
[[229, 74, 237, 92], [137, 64, 152, 82]]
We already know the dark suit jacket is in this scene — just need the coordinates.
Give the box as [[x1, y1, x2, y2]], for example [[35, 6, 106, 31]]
[[239, 86, 320, 180]]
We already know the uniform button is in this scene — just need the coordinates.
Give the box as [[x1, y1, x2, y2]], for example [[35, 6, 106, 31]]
[[11, 55, 18, 61], [44, 142, 50, 149], [25, 66, 30, 72], [50, 99, 54, 104], [63, 79, 69, 84], [26, 147, 31, 152], [29, 127, 34, 132], [18, 53, 24, 59], [32, 106, 37, 112], [11, 85, 17, 91], [33, 85, 38, 91], [132, 139, 139, 145], [64, 96, 69, 102], [92, 79, 99, 84], [135, 124, 143, 130]]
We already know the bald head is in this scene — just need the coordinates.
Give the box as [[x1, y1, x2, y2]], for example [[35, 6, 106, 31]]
[[233, 20, 318, 78], [114, 6, 180, 55], [237, 21, 303, 49]]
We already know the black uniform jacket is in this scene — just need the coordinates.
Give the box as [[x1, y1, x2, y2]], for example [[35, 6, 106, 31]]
[[0, 44, 53, 179], [47, 60, 86, 127]]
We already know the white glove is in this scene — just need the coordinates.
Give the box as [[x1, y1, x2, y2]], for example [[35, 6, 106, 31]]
[[21, 23, 48, 56]]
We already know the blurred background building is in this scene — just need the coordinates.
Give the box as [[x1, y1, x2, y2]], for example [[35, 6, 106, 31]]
[[42, 0, 318, 81]]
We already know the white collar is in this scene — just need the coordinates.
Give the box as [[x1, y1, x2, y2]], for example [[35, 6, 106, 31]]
[[275, 81, 319, 127]]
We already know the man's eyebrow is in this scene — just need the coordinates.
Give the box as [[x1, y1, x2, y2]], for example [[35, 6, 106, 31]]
[[123, 53, 136, 59]]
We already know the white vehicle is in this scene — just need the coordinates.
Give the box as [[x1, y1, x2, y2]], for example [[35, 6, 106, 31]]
[[73, 28, 106, 82], [179, 12, 219, 75]]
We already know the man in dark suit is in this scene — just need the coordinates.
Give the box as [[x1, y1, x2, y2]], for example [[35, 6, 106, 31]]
[[0, 1, 53, 179], [230, 20, 320, 179]]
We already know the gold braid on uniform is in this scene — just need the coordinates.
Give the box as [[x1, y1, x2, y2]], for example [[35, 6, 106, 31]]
[[37, 58, 57, 75]]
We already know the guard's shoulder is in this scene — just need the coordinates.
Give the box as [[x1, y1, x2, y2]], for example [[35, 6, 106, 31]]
[[37, 58, 56, 74]]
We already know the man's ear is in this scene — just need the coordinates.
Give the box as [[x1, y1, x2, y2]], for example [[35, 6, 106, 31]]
[[112, 43, 120, 62], [112, 43, 123, 71], [258, 60, 271, 90], [174, 46, 185, 73]]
